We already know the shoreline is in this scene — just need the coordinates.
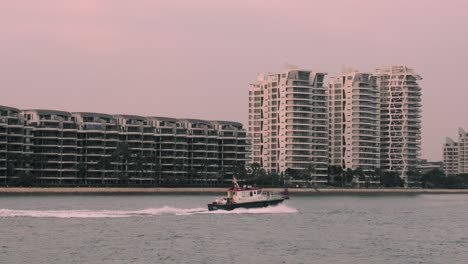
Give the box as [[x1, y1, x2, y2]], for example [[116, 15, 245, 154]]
[[1, 187, 468, 195]]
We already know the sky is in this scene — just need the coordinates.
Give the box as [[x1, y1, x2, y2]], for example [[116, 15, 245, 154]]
[[1, 0, 467, 161]]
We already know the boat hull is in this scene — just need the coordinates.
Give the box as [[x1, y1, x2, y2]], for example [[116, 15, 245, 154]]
[[207, 199, 284, 211]]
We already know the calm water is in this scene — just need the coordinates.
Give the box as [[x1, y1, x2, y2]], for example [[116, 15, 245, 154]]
[[1, 193, 468, 264]]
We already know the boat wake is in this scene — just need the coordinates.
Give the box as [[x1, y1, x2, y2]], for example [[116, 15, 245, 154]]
[[0, 204, 297, 218]]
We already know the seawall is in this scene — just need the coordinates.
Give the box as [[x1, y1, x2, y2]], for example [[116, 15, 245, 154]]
[[1, 187, 468, 195]]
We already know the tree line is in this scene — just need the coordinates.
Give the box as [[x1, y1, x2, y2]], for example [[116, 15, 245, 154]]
[[3, 152, 467, 188]]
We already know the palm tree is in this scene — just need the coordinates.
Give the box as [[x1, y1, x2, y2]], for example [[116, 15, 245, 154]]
[[30, 153, 49, 185], [407, 169, 422, 187], [76, 161, 88, 185], [131, 152, 146, 184], [111, 143, 132, 184], [152, 158, 162, 186], [233, 162, 247, 186], [5, 153, 18, 184], [373, 168, 383, 185], [187, 168, 199, 186], [142, 153, 158, 185], [199, 159, 210, 187], [5, 153, 31, 185], [250, 163, 261, 177], [216, 170, 226, 187], [345, 168, 355, 186], [173, 159, 186, 186], [96, 156, 112, 185]]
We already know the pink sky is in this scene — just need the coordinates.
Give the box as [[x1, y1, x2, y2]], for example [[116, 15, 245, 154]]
[[1, 0, 468, 161]]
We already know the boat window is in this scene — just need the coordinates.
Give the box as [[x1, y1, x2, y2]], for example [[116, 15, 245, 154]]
[[233, 192, 236, 195], [250, 192, 253, 197]]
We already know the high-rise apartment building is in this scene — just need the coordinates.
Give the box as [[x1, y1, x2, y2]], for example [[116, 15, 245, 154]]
[[443, 128, 468, 176], [328, 72, 380, 171], [443, 136, 459, 176], [249, 67, 329, 183], [457, 128, 468, 174], [376, 66, 422, 180]]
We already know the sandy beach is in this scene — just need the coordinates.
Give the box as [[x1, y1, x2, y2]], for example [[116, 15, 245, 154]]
[[1, 187, 468, 194]]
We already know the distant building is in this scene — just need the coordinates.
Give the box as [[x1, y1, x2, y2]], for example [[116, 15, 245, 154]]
[[457, 128, 468, 174], [416, 159, 443, 175], [0, 104, 248, 185], [249, 67, 329, 184], [443, 128, 468, 176], [443, 137, 459, 176]]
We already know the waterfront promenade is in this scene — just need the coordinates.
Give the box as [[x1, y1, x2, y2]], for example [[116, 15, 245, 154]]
[[2, 187, 468, 194]]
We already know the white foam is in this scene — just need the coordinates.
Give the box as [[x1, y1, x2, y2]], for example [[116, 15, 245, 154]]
[[0, 208, 130, 218], [205, 203, 298, 214], [0, 204, 297, 218]]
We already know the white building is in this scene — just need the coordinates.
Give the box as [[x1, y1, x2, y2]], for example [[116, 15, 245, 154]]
[[249, 67, 329, 184], [443, 128, 468, 176], [328, 72, 380, 171], [0, 105, 33, 182], [457, 128, 468, 174], [23, 109, 79, 180], [0, 104, 249, 186], [443, 137, 458, 176], [376, 66, 422, 180]]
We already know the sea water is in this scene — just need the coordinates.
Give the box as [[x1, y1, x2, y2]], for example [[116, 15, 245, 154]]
[[1, 194, 468, 264]]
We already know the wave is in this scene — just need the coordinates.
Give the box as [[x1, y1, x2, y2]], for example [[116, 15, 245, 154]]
[[0, 204, 298, 218]]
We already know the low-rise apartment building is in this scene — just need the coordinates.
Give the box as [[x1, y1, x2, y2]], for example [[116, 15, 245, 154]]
[[0, 105, 249, 185]]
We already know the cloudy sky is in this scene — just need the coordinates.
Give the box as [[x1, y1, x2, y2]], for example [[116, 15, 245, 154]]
[[1, 0, 467, 161]]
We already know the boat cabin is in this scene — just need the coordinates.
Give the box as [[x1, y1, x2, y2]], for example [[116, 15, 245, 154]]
[[227, 186, 264, 203]]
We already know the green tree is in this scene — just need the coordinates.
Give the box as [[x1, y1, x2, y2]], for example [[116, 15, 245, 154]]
[[97, 156, 112, 185], [421, 169, 463, 189], [345, 168, 355, 185], [407, 169, 422, 187], [268, 171, 281, 187], [6, 153, 32, 185], [187, 168, 199, 186], [76, 161, 88, 184], [380, 171, 404, 187], [327, 165, 343, 186], [355, 167, 365, 182], [233, 162, 248, 182], [111, 143, 132, 184], [373, 168, 383, 184]]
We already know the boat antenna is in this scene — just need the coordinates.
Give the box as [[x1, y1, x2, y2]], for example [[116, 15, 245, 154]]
[[232, 177, 240, 188]]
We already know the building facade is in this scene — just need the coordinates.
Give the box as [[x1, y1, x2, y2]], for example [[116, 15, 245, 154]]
[[376, 66, 422, 181], [443, 128, 468, 176], [457, 128, 468, 174], [23, 110, 78, 181], [0, 105, 248, 185], [443, 137, 459, 176], [73, 112, 120, 182], [328, 72, 380, 171], [249, 67, 329, 184], [0, 105, 33, 182]]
